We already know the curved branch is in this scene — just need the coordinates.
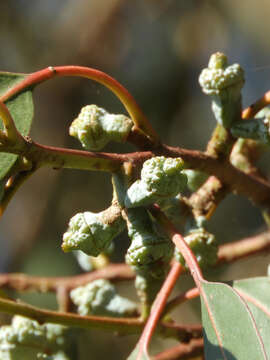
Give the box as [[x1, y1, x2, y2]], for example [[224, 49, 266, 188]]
[[0, 66, 159, 145], [242, 90, 270, 119]]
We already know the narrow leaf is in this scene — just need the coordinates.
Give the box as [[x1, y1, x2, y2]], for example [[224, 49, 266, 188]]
[[201, 281, 267, 360], [0, 72, 34, 180], [233, 277, 270, 358]]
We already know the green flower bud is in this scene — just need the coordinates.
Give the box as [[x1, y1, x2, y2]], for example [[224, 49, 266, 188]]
[[62, 206, 125, 256], [69, 105, 133, 150], [70, 279, 137, 317], [125, 208, 173, 273], [125, 156, 187, 208], [175, 227, 218, 269], [231, 118, 270, 145], [182, 169, 208, 192], [199, 52, 244, 128], [157, 194, 189, 228], [0, 316, 67, 360]]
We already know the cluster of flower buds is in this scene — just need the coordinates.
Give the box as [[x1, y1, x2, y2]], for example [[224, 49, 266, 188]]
[[69, 105, 133, 150], [0, 316, 68, 360], [70, 279, 137, 317]]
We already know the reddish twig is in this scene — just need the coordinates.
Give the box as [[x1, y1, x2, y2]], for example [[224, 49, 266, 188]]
[[242, 90, 270, 119], [0, 264, 134, 292], [154, 338, 204, 360], [134, 262, 184, 359], [0, 66, 159, 145]]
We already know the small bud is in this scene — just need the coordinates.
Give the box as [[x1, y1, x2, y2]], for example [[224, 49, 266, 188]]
[[125, 208, 173, 273], [69, 105, 133, 150], [73, 249, 112, 272], [0, 316, 67, 360], [157, 194, 189, 228], [62, 207, 124, 256], [70, 279, 137, 317], [182, 169, 208, 192], [125, 156, 187, 208], [231, 118, 270, 145], [175, 227, 218, 269], [199, 52, 244, 128]]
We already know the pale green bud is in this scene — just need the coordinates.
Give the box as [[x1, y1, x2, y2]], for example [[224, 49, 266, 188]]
[[0, 317, 67, 360], [182, 170, 208, 192], [199, 52, 244, 128], [70, 279, 137, 317], [231, 118, 270, 144], [125, 156, 187, 208], [125, 208, 173, 272], [69, 105, 133, 150], [157, 194, 188, 228], [62, 208, 124, 256], [175, 227, 218, 269]]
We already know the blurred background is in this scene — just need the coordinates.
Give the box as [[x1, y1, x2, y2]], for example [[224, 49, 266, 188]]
[[1, 0, 270, 358]]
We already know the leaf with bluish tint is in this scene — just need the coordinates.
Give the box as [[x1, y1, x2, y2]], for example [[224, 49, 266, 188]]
[[201, 280, 268, 360], [0, 72, 34, 180], [232, 277, 270, 358]]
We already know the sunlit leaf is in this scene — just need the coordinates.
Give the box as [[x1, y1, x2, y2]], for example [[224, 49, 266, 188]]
[[0, 72, 33, 180], [201, 281, 267, 360], [233, 277, 270, 358]]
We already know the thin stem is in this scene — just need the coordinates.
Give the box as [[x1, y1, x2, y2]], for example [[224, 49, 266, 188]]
[[242, 90, 270, 119], [154, 338, 204, 360], [0, 295, 201, 340], [150, 205, 203, 286], [0, 66, 159, 145], [0, 264, 134, 292], [217, 230, 270, 264], [163, 287, 200, 317], [136, 262, 183, 358]]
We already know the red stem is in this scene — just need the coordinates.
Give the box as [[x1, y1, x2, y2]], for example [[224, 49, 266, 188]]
[[137, 262, 183, 358], [0, 66, 159, 144]]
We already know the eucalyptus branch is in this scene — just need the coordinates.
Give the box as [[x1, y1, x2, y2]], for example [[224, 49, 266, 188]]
[[217, 230, 270, 264], [0, 295, 202, 340], [0, 66, 159, 145], [0, 264, 134, 293], [133, 262, 184, 359], [154, 338, 204, 360], [1, 231, 270, 295]]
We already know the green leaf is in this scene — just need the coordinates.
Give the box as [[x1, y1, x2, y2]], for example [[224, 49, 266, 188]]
[[201, 281, 268, 360], [0, 72, 34, 180], [232, 277, 270, 358], [127, 343, 150, 360]]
